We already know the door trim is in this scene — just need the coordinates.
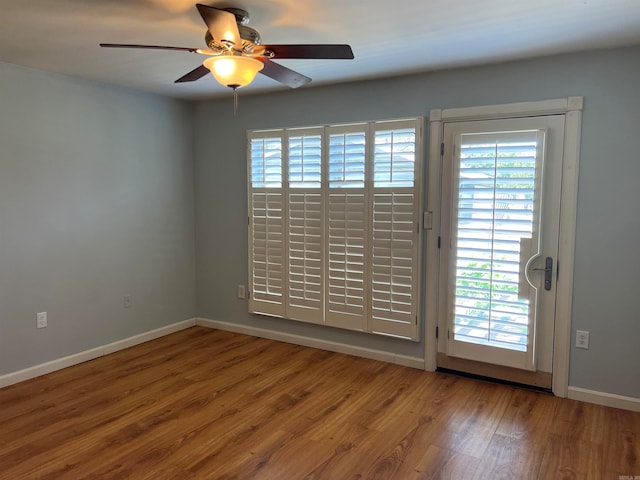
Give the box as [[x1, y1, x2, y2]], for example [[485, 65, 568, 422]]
[[424, 97, 583, 398]]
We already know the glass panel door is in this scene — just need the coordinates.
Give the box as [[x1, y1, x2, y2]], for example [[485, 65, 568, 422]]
[[440, 116, 565, 373]]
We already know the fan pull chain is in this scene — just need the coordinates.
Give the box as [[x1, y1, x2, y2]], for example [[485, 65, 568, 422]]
[[233, 87, 238, 116]]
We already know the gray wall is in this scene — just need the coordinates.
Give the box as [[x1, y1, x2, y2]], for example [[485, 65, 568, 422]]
[[194, 45, 640, 398], [0, 63, 196, 375]]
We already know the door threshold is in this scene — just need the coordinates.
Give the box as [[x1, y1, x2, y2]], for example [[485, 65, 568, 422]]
[[436, 352, 552, 390], [436, 367, 552, 394]]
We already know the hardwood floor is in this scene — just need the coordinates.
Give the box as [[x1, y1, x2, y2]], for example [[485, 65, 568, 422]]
[[0, 327, 638, 479]]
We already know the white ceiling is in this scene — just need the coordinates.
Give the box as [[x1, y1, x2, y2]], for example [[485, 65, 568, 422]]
[[2, 0, 640, 100]]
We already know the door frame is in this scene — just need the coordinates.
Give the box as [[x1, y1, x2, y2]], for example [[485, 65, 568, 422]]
[[424, 97, 584, 397]]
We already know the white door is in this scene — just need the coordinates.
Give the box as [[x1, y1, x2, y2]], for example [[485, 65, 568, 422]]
[[438, 115, 565, 384]]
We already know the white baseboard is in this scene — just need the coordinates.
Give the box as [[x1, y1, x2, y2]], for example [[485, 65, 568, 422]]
[[4, 317, 638, 413], [0, 318, 197, 389], [195, 317, 425, 370], [568, 386, 640, 412]]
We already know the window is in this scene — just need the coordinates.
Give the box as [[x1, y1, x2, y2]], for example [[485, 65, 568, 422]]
[[248, 119, 422, 340]]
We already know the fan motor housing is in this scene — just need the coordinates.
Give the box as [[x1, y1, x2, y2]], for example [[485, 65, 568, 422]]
[[239, 25, 262, 46], [205, 26, 261, 51], [204, 7, 261, 52]]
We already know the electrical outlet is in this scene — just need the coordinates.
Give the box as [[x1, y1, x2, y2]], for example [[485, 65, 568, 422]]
[[237, 285, 246, 299], [123, 295, 132, 308], [37, 312, 47, 329], [576, 330, 589, 349]]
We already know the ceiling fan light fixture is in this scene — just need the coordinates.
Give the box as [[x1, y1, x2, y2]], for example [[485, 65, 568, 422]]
[[203, 55, 264, 89]]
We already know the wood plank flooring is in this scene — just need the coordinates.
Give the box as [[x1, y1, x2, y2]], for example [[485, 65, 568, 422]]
[[0, 326, 638, 479]]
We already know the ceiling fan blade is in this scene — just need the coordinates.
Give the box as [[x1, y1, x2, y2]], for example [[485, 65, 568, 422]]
[[100, 43, 199, 53], [175, 65, 210, 83], [263, 44, 354, 60], [258, 59, 311, 89], [195, 4, 242, 49]]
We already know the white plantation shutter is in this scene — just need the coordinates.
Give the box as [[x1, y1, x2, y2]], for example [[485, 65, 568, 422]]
[[287, 130, 324, 323], [249, 133, 285, 316], [372, 126, 416, 188], [327, 193, 366, 329], [326, 126, 367, 330], [453, 132, 542, 351], [370, 123, 420, 338], [247, 119, 421, 340], [287, 192, 323, 322], [371, 192, 417, 336], [250, 192, 284, 308]]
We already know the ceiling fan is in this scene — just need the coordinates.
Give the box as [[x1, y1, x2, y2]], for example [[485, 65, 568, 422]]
[[100, 3, 354, 92]]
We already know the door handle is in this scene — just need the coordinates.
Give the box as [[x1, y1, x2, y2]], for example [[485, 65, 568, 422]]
[[532, 257, 553, 291]]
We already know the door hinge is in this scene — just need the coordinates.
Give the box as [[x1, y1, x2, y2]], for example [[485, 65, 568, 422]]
[[440, 142, 445, 156], [437, 236, 441, 249], [447, 329, 450, 340], [436, 326, 439, 338]]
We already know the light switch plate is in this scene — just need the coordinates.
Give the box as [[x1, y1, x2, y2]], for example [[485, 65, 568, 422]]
[[237, 285, 246, 299]]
